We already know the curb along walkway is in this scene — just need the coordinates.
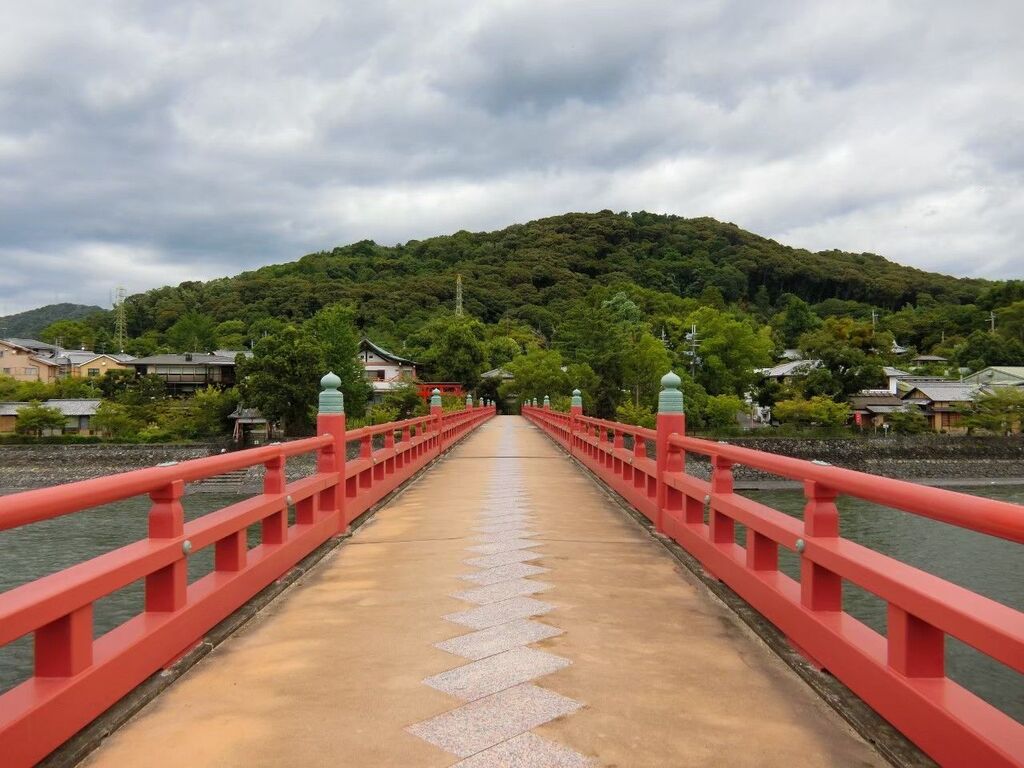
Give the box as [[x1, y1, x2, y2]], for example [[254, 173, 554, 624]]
[[83, 417, 882, 767]]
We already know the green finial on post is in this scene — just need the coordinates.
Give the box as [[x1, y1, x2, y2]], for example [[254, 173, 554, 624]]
[[543, 395, 550, 407], [571, 389, 582, 408], [466, 392, 473, 407], [658, 370, 684, 413], [430, 388, 442, 408], [319, 371, 345, 414]]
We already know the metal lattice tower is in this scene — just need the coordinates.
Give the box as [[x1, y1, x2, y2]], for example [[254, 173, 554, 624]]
[[113, 286, 128, 352], [455, 273, 464, 316]]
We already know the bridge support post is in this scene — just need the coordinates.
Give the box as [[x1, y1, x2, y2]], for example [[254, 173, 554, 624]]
[[655, 371, 685, 535], [430, 388, 443, 452], [317, 372, 347, 533], [543, 395, 550, 410]]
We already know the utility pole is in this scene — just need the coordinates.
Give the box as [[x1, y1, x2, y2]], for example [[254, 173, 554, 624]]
[[989, 310, 997, 334], [455, 274, 464, 317], [684, 323, 702, 377], [871, 309, 878, 331]]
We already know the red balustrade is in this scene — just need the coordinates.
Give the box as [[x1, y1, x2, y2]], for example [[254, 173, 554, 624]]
[[0, 401, 494, 767], [523, 401, 1024, 768]]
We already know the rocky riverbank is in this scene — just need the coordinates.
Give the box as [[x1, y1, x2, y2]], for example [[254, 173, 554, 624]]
[[1, 434, 1021, 494]]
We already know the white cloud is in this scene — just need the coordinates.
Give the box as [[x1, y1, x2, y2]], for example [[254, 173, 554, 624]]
[[1, 0, 1023, 315]]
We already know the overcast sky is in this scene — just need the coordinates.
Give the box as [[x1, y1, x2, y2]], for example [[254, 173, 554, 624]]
[[1, 1, 1022, 316]]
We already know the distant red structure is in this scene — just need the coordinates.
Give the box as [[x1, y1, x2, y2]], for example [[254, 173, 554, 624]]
[[416, 382, 463, 400]]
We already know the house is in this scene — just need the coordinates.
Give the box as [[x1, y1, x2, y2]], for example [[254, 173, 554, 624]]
[[52, 350, 135, 378], [1, 337, 60, 356], [848, 392, 908, 428], [898, 382, 982, 433], [962, 366, 1024, 388], [129, 352, 243, 394], [481, 367, 514, 381], [911, 354, 948, 366], [881, 366, 912, 394], [0, 340, 59, 382], [0, 402, 20, 432], [229, 406, 270, 445], [358, 338, 418, 397], [0, 399, 102, 434]]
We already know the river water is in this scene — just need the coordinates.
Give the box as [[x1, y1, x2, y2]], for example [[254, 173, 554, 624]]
[[0, 485, 1021, 723]]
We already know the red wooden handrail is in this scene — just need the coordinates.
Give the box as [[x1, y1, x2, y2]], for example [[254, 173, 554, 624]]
[[0, 393, 495, 767], [522, 401, 1024, 768]]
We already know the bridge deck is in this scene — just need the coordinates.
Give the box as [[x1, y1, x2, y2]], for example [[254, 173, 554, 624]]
[[82, 417, 881, 767]]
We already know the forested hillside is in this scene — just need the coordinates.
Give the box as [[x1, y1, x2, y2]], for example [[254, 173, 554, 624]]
[[119, 211, 996, 343], [21, 211, 1024, 429], [0, 303, 103, 338]]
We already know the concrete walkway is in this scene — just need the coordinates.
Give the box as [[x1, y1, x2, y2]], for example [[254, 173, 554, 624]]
[[83, 417, 882, 767]]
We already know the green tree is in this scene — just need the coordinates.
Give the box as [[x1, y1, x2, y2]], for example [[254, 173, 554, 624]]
[[886, 409, 928, 434], [679, 307, 774, 396], [305, 303, 371, 417], [775, 296, 821, 346], [704, 394, 745, 430], [499, 349, 570, 404], [622, 333, 672, 407], [15, 402, 67, 435], [961, 388, 1024, 434], [484, 336, 522, 368], [407, 315, 486, 389], [90, 401, 145, 438], [615, 400, 655, 428], [215, 320, 248, 349], [237, 326, 325, 435], [380, 382, 427, 420], [166, 312, 218, 352], [40, 319, 94, 349], [774, 395, 850, 428]]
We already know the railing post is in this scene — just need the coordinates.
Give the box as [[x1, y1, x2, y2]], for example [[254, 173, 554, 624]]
[[800, 480, 842, 611], [709, 456, 735, 544], [655, 371, 685, 535], [145, 479, 187, 612], [430, 388, 443, 453], [570, 389, 582, 456], [262, 450, 287, 545], [317, 371, 347, 533], [543, 395, 550, 410], [35, 604, 93, 677]]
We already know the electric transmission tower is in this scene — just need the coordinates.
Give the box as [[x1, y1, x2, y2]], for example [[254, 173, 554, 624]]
[[113, 286, 128, 352], [455, 274, 464, 316]]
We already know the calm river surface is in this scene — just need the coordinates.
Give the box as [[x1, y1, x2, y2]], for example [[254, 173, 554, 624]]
[[0, 484, 1022, 723]]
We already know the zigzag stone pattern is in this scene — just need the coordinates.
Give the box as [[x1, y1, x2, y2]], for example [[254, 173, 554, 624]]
[[406, 421, 594, 767]]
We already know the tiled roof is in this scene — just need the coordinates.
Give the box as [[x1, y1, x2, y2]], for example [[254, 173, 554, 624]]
[[360, 338, 417, 366], [901, 383, 981, 402], [0, 399, 101, 416], [1, 337, 58, 352], [130, 353, 239, 366], [758, 360, 821, 378]]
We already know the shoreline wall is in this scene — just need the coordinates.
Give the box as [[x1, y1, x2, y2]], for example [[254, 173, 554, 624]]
[[1, 435, 1022, 493]]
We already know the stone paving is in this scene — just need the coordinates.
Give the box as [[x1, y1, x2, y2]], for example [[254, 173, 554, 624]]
[[82, 416, 884, 768], [407, 449, 594, 766]]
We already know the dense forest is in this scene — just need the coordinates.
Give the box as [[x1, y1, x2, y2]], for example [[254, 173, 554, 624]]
[[0, 303, 102, 338], [18, 211, 1024, 431]]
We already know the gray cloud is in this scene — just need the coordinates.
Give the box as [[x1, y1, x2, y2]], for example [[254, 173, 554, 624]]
[[1, 0, 1022, 315]]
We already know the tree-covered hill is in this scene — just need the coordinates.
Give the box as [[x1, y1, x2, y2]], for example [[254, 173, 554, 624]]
[[0, 303, 104, 339], [120, 211, 996, 343], [19, 211, 1024, 429]]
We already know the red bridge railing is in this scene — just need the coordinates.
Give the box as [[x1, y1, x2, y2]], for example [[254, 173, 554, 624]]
[[0, 379, 494, 767], [523, 381, 1023, 768]]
